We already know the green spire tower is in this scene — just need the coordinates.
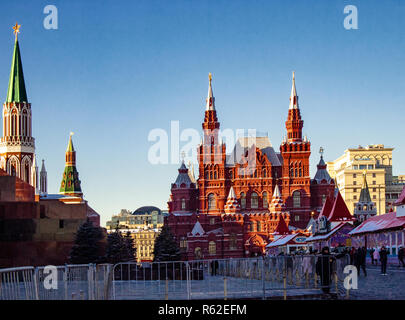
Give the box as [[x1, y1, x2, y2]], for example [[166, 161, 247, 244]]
[[1, 23, 36, 188], [59, 133, 83, 197], [6, 28, 28, 103]]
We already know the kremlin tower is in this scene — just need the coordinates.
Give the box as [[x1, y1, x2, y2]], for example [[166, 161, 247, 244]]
[[0, 23, 37, 190], [59, 133, 83, 198]]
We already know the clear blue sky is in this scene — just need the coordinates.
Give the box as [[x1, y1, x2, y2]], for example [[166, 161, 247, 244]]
[[1, 0, 404, 226]]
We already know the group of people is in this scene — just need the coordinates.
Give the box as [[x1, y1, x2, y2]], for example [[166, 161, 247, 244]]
[[349, 246, 390, 275]]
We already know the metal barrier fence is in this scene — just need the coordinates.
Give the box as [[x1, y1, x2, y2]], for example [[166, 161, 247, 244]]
[[0, 255, 350, 300], [0, 264, 113, 300], [112, 254, 351, 300]]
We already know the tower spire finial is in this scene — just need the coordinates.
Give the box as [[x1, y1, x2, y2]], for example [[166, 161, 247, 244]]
[[12, 23, 21, 40], [205, 72, 215, 111], [289, 71, 298, 109]]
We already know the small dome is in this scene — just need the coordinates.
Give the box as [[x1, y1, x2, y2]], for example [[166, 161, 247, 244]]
[[132, 206, 161, 215]]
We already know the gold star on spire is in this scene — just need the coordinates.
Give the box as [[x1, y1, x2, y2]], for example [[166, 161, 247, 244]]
[[208, 72, 212, 82], [12, 23, 21, 39]]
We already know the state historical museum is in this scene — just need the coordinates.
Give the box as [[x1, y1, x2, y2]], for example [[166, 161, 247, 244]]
[[166, 73, 335, 260]]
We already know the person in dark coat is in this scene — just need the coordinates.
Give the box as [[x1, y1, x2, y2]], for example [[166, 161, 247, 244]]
[[379, 246, 389, 275], [316, 246, 333, 294]]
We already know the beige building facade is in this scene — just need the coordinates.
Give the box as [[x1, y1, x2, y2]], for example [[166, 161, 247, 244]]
[[106, 206, 166, 262], [327, 145, 405, 215]]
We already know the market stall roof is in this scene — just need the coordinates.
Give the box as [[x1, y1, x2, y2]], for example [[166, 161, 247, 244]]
[[349, 211, 405, 236], [306, 222, 349, 242], [266, 234, 299, 248], [328, 191, 354, 222], [394, 185, 405, 206]]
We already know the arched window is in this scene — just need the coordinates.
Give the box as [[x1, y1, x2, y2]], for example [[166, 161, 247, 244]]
[[290, 168, 294, 177], [181, 198, 186, 210], [299, 168, 302, 177], [11, 112, 17, 136], [262, 169, 267, 178], [263, 192, 268, 208], [251, 192, 258, 209], [214, 171, 217, 179], [322, 194, 326, 205], [24, 162, 30, 183], [208, 194, 216, 210], [209, 241, 216, 255], [257, 221, 261, 232], [240, 192, 246, 209], [293, 191, 301, 208], [194, 247, 202, 259]]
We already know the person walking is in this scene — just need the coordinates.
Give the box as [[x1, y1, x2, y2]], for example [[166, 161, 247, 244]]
[[370, 248, 375, 265], [316, 246, 333, 294], [373, 248, 380, 266], [398, 247, 405, 268], [379, 246, 388, 275]]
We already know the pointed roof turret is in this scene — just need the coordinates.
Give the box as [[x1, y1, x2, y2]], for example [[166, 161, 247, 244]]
[[205, 72, 215, 111], [66, 132, 75, 152], [313, 148, 333, 184], [59, 133, 82, 196], [174, 160, 194, 188], [318, 196, 333, 219], [289, 71, 298, 110], [269, 184, 285, 212], [40, 159, 46, 173], [359, 172, 372, 203], [328, 190, 353, 222], [224, 187, 240, 214], [6, 23, 28, 103], [273, 214, 291, 235]]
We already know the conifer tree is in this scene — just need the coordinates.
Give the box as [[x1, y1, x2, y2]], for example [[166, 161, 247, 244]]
[[153, 225, 181, 262], [124, 231, 136, 262], [69, 219, 104, 264], [105, 229, 136, 263]]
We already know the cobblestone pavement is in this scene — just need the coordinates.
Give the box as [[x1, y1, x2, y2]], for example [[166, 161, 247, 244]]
[[348, 265, 405, 300]]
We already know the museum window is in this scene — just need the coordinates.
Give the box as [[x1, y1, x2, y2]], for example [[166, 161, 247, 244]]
[[230, 234, 237, 250], [240, 192, 246, 209], [194, 247, 202, 259], [251, 192, 258, 209], [293, 191, 301, 208], [181, 198, 186, 210], [263, 192, 268, 208], [257, 221, 261, 232], [209, 241, 216, 255], [208, 194, 216, 210], [372, 173, 376, 178]]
